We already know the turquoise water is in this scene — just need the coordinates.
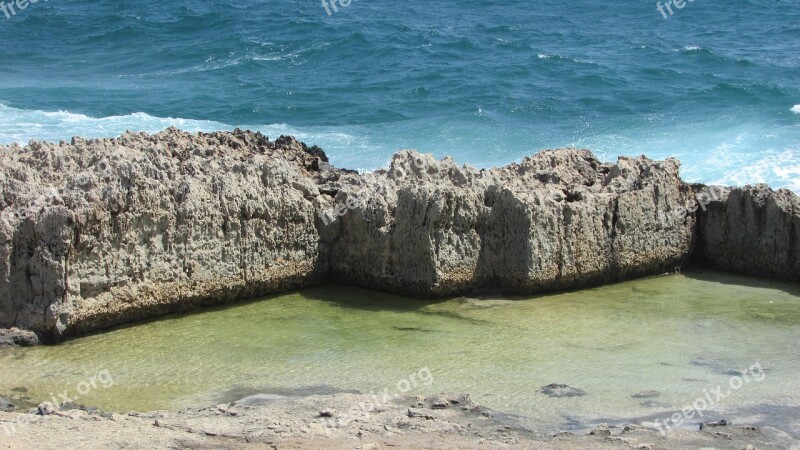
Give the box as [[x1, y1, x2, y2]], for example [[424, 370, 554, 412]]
[[1, 0, 799, 189], [1, 270, 799, 435]]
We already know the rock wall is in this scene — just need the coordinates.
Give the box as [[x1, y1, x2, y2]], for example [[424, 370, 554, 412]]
[[694, 184, 800, 281], [321, 150, 696, 297], [0, 128, 718, 340], [0, 130, 329, 339]]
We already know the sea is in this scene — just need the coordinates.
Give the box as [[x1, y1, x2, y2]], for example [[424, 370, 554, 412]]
[[1, 0, 799, 190]]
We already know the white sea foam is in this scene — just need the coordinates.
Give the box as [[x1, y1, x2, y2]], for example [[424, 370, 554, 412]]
[[792, 104, 800, 114], [0, 103, 377, 170], [1, 104, 798, 193], [671, 45, 703, 52], [0, 103, 229, 144]]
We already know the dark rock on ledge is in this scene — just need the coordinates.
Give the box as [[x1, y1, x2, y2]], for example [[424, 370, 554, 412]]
[[0, 328, 40, 347]]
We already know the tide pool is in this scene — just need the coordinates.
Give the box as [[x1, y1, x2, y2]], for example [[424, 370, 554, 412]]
[[1, 269, 798, 435]]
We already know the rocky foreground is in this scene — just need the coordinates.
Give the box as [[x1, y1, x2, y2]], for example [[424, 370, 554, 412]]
[[0, 128, 798, 340], [1, 392, 796, 449]]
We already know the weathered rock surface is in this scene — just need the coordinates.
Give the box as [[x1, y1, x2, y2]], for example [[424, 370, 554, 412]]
[[0, 130, 330, 339], [0, 392, 794, 450], [0, 328, 39, 347], [0, 128, 793, 340], [694, 184, 800, 281], [323, 148, 695, 298]]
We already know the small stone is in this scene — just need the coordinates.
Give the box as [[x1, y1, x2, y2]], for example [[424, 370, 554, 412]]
[[551, 431, 574, 438], [407, 408, 435, 420], [589, 424, 611, 436], [0, 328, 40, 347], [430, 396, 449, 409], [37, 402, 56, 416], [622, 424, 648, 433], [319, 409, 335, 418]]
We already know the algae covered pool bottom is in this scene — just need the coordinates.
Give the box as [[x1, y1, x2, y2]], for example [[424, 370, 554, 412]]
[[2, 269, 799, 435]]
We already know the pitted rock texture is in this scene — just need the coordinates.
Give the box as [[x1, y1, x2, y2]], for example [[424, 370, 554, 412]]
[[0, 129, 330, 339], [0, 327, 40, 347], [321, 149, 697, 297], [1, 129, 700, 339], [694, 184, 800, 280]]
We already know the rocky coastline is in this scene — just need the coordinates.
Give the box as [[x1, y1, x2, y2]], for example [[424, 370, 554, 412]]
[[0, 128, 797, 342], [1, 391, 797, 449]]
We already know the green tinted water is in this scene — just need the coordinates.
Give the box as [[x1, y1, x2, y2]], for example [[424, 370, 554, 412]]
[[1, 269, 799, 433]]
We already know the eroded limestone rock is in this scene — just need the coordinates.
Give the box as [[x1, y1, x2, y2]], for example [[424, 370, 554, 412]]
[[0, 129, 716, 339]]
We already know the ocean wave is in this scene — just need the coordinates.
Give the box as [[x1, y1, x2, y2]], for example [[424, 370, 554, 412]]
[[116, 49, 304, 78], [709, 147, 800, 193], [670, 45, 705, 53], [0, 104, 375, 169], [792, 104, 800, 114], [1, 104, 798, 192], [0, 104, 230, 144], [0, 104, 355, 144], [535, 53, 581, 63]]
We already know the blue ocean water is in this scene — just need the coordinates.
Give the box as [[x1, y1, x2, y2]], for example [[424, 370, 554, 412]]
[[0, 0, 798, 189]]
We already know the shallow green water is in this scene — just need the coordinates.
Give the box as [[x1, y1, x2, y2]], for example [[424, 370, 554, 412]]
[[2, 269, 799, 434]]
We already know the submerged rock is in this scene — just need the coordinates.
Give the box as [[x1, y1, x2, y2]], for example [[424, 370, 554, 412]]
[[639, 400, 671, 408], [630, 390, 660, 399], [540, 384, 587, 398]]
